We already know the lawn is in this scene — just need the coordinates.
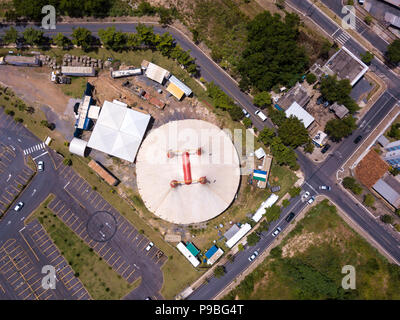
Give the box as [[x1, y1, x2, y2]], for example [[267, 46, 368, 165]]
[[60, 76, 87, 98], [224, 199, 400, 300], [27, 195, 140, 300]]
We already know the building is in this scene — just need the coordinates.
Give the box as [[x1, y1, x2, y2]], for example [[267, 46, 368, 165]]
[[224, 224, 240, 242], [383, 140, 400, 168], [88, 160, 119, 186], [252, 194, 279, 223], [255, 154, 273, 189], [135, 119, 241, 224], [69, 137, 88, 157], [382, 0, 400, 7], [329, 102, 349, 119], [87, 100, 151, 162], [4, 55, 41, 67], [61, 66, 96, 77], [377, 135, 390, 148], [384, 140, 400, 152], [385, 12, 400, 29], [312, 130, 328, 148], [166, 75, 192, 100], [176, 242, 200, 267], [355, 150, 389, 188], [225, 223, 252, 248], [323, 47, 368, 86], [285, 101, 315, 129], [254, 147, 266, 160], [142, 60, 170, 84], [111, 68, 142, 78], [276, 82, 311, 110], [373, 176, 400, 209], [75, 95, 92, 130], [204, 245, 224, 265]]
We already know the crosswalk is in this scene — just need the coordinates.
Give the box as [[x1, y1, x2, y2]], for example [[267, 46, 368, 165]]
[[23, 142, 45, 155], [334, 31, 350, 45]]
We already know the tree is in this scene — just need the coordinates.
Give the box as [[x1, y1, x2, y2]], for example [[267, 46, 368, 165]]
[[238, 11, 308, 91], [319, 40, 331, 60], [361, 51, 374, 65], [264, 204, 281, 222], [270, 247, 282, 259], [390, 167, 400, 176], [98, 27, 127, 51], [71, 27, 93, 51], [253, 91, 272, 109], [342, 176, 363, 195], [243, 117, 252, 128], [306, 73, 317, 84], [325, 115, 357, 142], [380, 214, 394, 224], [363, 194, 375, 207], [63, 158, 72, 166], [387, 39, 400, 64], [278, 116, 310, 148], [247, 232, 260, 246], [3, 27, 19, 44], [268, 108, 286, 126], [388, 123, 400, 140], [158, 7, 173, 26], [282, 199, 290, 208], [258, 127, 275, 146], [238, 244, 244, 252], [213, 265, 226, 278], [270, 137, 298, 169], [364, 15, 373, 26], [23, 27, 44, 46], [289, 186, 301, 198], [304, 139, 315, 154], [53, 33, 70, 48]]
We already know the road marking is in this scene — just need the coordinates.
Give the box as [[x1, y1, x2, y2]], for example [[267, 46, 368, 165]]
[[32, 151, 48, 161]]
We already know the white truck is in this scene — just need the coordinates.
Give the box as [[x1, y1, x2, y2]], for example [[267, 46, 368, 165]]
[[255, 110, 267, 121]]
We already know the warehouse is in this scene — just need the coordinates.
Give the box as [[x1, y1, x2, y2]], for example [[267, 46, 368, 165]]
[[142, 60, 170, 84], [166, 75, 193, 100], [111, 68, 142, 78], [88, 160, 119, 186], [61, 66, 96, 77], [225, 223, 252, 248], [285, 101, 315, 129], [69, 137, 88, 157], [252, 194, 279, 223], [4, 55, 41, 67], [204, 245, 224, 265]]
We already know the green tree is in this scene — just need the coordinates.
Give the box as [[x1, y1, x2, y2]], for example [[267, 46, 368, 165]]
[[289, 186, 301, 198], [264, 204, 282, 222], [270, 247, 282, 259], [388, 123, 400, 140], [381, 214, 394, 224], [63, 158, 72, 166], [98, 27, 127, 51], [270, 137, 298, 169], [3, 26, 19, 44], [238, 244, 244, 252], [71, 27, 93, 51], [52, 33, 70, 48], [361, 51, 374, 65], [243, 117, 252, 128], [325, 116, 357, 142], [363, 194, 375, 207], [213, 265, 226, 278], [253, 91, 272, 109], [268, 108, 286, 126], [304, 139, 315, 154], [342, 176, 363, 195], [158, 7, 173, 26], [282, 199, 290, 208], [364, 15, 373, 25], [278, 116, 310, 148], [387, 39, 400, 64], [306, 73, 317, 84], [319, 40, 331, 59], [258, 128, 275, 146], [247, 232, 260, 246], [22, 27, 44, 46]]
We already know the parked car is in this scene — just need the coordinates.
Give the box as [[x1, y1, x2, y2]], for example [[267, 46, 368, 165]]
[[145, 242, 154, 251], [323, 101, 330, 107], [316, 96, 325, 105], [242, 108, 251, 118], [37, 160, 44, 172], [307, 196, 315, 204], [14, 201, 24, 212], [358, 0, 364, 4], [303, 191, 310, 199], [319, 185, 331, 190], [255, 110, 267, 121], [248, 250, 259, 262], [285, 212, 295, 223], [321, 144, 331, 154], [353, 135, 362, 144], [272, 227, 282, 237], [270, 186, 281, 193]]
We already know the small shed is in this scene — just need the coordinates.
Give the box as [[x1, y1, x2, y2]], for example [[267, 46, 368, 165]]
[[185, 242, 200, 257], [69, 137, 88, 157]]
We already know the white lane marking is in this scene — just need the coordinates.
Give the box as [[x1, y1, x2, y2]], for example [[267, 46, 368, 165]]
[[32, 151, 48, 161]]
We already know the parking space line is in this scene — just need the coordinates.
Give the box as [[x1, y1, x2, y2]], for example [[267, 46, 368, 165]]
[[60, 270, 73, 281], [106, 252, 116, 263], [76, 181, 86, 191], [64, 213, 75, 224], [111, 256, 121, 268], [50, 255, 61, 264], [126, 269, 135, 280], [72, 285, 85, 296], [78, 228, 86, 237], [115, 261, 125, 273], [121, 265, 130, 276], [55, 204, 66, 214], [35, 233, 47, 243], [60, 209, 70, 219], [38, 239, 51, 249], [102, 247, 111, 257]]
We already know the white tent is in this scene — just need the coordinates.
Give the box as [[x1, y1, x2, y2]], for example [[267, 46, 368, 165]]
[[69, 138, 88, 157], [87, 101, 151, 162]]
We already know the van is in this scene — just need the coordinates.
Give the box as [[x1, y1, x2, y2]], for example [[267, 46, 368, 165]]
[[255, 110, 267, 121]]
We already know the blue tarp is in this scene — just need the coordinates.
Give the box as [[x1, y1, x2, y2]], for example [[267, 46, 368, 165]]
[[205, 245, 218, 259], [274, 104, 283, 111]]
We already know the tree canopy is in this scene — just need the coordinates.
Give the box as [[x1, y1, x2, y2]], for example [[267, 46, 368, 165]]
[[71, 27, 93, 51], [22, 27, 44, 45], [98, 27, 127, 51], [387, 39, 400, 64], [325, 115, 357, 142], [3, 27, 19, 45], [253, 91, 272, 109], [238, 11, 308, 92], [278, 116, 310, 148]]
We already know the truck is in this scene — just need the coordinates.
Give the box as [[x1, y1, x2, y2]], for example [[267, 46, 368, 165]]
[[255, 110, 267, 121]]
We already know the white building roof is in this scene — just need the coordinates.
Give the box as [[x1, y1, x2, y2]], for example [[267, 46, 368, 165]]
[[254, 147, 266, 160], [226, 223, 252, 248], [285, 102, 315, 128], [252, 194, 279, 223], [169, 75, 192, 96], [69, 138, 88, 157], [87, 100, 151, 162], [145, 62, 170, 84], [176, 242, 200, 267], [312, 130, 328, 147], [111, 68, 142, 78], [207, 248, 224, 265], [88, 105, 100, 119]]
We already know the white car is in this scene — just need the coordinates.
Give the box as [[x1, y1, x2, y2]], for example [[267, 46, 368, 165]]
[[303, 191, 310, 199], [242, 108, 251, 118], [14, 201, 24, 212], [145, 242, 154, 251], [319, 185, 331, 190], [272, 227, 282, 237], [37, 160, 44, 172], [358, 0, 364, 4], [307, 196, 315, 204], [248, 251, 259, 261]]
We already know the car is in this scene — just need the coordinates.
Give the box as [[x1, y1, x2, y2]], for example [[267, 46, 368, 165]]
[[316, 96, 325, 105], [321, 144, 331, 154], [255, 110, 267, 121], [319, 185, 331, 190], [272, 227, 282, 237], [248, 250, 259, 262], [353, 135, 362, 144], [270, 186, 281, 193], [145, 242, 154, 251], [242, 108, 251, 118], [303, 191, 310, 199], [285, 212, 295, 223], [358, 0, 364, 4], [323, 101, 330, 107], [307, 196, 315, 204], [14, 201, 24, 212], [145, 297, 152, 300], [37, 160, 44, 172]]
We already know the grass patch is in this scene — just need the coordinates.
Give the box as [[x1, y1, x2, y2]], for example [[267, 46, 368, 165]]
[[29, 195, 140, 300], [224, 200, 400, 300], [60, 76, 87, 98]]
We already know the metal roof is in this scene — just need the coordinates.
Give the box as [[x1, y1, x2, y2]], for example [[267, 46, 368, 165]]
[[61, 66, 95, 76], [145, 62, 169, 84], [373, 178, 400, 208], [69, 138, 88, 157], [168, 75, 192, 96], [205, 245, 218, 259], [186, 242, 200, 257], [285, 102, 315, 128], [224, 224, 240, 241], [166, 82, 185, 100]]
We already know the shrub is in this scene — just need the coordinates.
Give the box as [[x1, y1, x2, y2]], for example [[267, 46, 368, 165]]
[[342, 176, 363, 195], [282, 199, 290, 208], [63, 158, 72, 166], [247, 232, 260, 246], [289, 186, 301, 198], [306, 73, 317, 84], [213, 266, 226, 278], [242, 117, 252, 128], [380, 214, 394, 224]]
